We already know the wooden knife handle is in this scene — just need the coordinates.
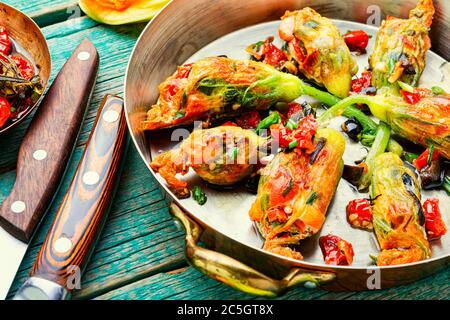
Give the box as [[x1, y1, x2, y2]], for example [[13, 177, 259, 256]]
[[29, 95, 128, 289], [0, 38, 99, 243]]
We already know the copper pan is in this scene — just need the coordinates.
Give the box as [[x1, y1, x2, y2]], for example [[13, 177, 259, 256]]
[[0, 2, 51, 134], [125, 0, 450, 296]]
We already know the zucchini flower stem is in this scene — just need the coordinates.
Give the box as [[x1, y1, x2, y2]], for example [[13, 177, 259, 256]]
[[343, 106, 403, 156], [359, 122, 391, 190], [313, 92, 402, 156]]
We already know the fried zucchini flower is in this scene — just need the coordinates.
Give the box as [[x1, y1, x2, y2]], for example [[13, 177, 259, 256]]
[[249, 128, 345, 259], [370, 153, 431, 265], [143, 56, 340, 130], [319, 88, 450, 160], [369, 0, 435, 88], [278, 8, 358, 98], [150, 126, 269, 198]]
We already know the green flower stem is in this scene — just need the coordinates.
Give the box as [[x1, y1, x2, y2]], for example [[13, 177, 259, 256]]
[[358, 122, 391, 190]]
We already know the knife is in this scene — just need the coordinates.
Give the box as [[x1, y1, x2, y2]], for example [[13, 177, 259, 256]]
[[14, 95, 129, 300], [0, 39, 99, 299]]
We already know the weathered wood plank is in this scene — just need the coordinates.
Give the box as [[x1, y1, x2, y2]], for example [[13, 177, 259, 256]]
[[4, 0, 81, 27], [94, 266, 354, 300], [95, 263, 450, 300]]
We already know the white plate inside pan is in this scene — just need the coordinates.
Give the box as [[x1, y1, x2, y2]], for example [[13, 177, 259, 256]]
[[150, 19, 450, 267]]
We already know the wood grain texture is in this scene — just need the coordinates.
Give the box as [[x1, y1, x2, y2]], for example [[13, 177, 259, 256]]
[[30, 95, 128, 289], [1, 0, 449, 300], [0, 38, 99, 242]]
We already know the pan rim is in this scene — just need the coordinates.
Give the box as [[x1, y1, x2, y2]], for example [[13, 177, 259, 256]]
[[124, 0, 450, 273]]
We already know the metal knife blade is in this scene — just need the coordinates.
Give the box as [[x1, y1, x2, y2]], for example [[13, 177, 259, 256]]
[[0, 39, 99, 299]]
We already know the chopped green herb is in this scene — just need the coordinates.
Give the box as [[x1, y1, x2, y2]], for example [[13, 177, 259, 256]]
[[305, 20, 319, 29], [431, 86, 445, 95], [254, 41, 264, 51], [398, 80, 415, 93], [10, 107, 16, 113], [427, 144, 435, 166], [228, 147, 239, 161], [256, 111, 281, 134], [282, 178, 294, 197], [306, 191, 318, 205], [404, 152, 419, 163], [443, 176, 450, 195], [285, 118, 298, 130], [369, 254, 378, 265], [288, 140, 298, 149], [174, 110, 185, 119], [181, 91, 187, 106], [192, 186, 207, 205]]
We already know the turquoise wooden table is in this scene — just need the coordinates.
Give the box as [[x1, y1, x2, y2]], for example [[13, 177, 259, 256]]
[[1, 0, 448, 300]]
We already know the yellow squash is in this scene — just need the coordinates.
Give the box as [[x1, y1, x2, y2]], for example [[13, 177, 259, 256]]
[[79, 0, 169, 25]]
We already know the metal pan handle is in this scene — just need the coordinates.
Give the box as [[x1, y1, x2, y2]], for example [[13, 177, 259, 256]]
[[169, 203, 336, 297]]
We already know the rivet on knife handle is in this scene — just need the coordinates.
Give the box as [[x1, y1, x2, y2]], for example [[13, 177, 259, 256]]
[[0, 38, 99, 243], [27, 95, 128, 295]]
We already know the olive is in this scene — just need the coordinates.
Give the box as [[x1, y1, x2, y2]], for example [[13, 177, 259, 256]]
[[301, 101, 316, 117], [341, 117, 363, 141], [245, 174, 260, 194]]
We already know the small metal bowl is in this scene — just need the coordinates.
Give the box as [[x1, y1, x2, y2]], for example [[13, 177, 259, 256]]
[[0, 2, 51, 134]]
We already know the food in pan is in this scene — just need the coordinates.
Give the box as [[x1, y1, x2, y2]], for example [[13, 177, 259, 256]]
[[278, 8, 358, 98], [369, 0, 435, 89], [249, 128, 345, 260], [143, 56, 341, 131], [150, 125, 269, 198], [0, 25, 43, 129], [144, 0, 447, 268], [370, 153, 431, 266], [319, 87, 450, 160]]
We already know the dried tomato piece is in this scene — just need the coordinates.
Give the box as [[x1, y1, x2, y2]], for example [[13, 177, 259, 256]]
[[423, 198, 447, 240], [10, 54, 35, 80], [400, 89, 421, 105], [236, 111, 261, 129], [346, 198, 373, 230], [350, 70, 373, 95], [0, 97, 11, 128], [413, 147, 439, 171], [0, 25, 12, 56], [319, 234, 354, 265], [261, 41, 287, 67], [344, 30, 369, 53]]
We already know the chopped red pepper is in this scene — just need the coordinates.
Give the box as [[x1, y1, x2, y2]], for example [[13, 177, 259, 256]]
[[346, 198, 373, 230], [350, 71, 372, 94], [319, 234, 354, 265], [286, 102, 303, 119], [0, 97, 11, 128], [288, 37, 305, 62], [236, 111, 261, 129], [10, 54, 34, 80], [423, 198, 447, 240], [261, 41, 287, 67], [267, 208, 289, 223], [0, 25, 12, 56], [400, 89, 421, 105], [221, 121, 237, 127], [176, 63, 193, 79], [343, 30, 369, 53], [413, 148, 439, 170], [270, 115, 317, 151]]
